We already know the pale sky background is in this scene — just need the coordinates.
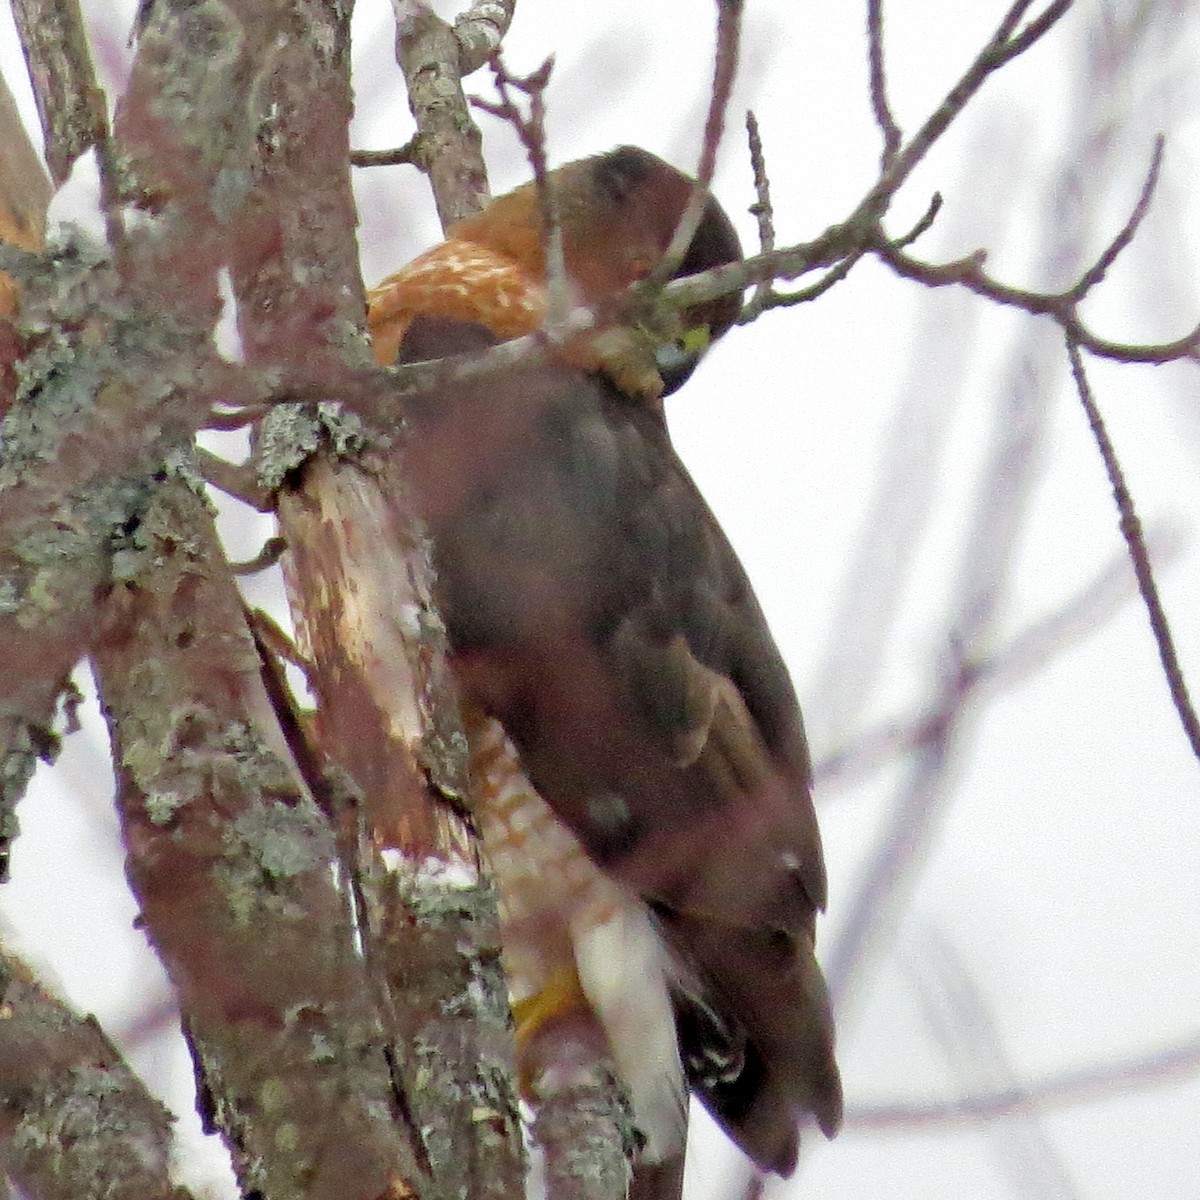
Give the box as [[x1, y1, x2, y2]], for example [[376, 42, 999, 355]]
[[3, 2, 1200, 1198]]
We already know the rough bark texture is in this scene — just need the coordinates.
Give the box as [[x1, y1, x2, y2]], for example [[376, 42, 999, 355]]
[[93, 476, 421, 1200], [395, 5, 491, 229], [0, 950, 194, 1200], [9, 0, 103, 185], [276, 448, 525, 1200], [229, 0, 525, 1194]]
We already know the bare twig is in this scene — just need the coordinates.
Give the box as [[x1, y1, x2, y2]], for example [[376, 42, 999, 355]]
[[695, 0, 742, 205], [245, 606, 311, 678], [203, 403, 270, 431], [1066, 339, 1200, 762], [814, 519, 1185, 790], [738, 251, 865, 317], [869, 135, 1191, 364], [350, 136, 420, 168], [874, 235, 1200, 364], [846, 1031, 1200, 1130], [1068, 135, 1164, 299], [473, 55, 571, 333], [742, 110, 776, 319], [867, 0, 1075, 211], [890, 192, 943, 250], [230, 535, 287, 575], [197, 446, 271, 511], [866, 0, 902, 166], [645, 0, 742, 293]]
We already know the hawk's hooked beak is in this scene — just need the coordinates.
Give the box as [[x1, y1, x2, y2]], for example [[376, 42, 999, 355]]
[[656, 323, 715, 397]]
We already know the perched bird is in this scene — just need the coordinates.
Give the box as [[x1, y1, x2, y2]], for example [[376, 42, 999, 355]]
[[368, 146, 841, 1182]]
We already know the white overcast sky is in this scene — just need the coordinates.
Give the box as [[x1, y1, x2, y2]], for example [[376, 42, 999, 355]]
[[3, 2, 1200, 1198]]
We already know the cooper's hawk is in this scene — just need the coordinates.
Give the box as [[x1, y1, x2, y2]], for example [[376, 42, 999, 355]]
[[369, 146, 841, 1182]]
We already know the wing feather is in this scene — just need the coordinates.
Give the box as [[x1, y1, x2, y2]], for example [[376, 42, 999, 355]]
[[394, 313, 842, 1174]]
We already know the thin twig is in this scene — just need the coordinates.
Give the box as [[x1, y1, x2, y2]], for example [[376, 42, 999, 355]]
[[350, 137, 420, 168], [740, 250, 865, 317], [875, 234, 1200, 364], [473, 55, 571, 333], [742, 110, 776, 319], [204, 403, 270, 431], [744, 111, 774, 255], [866, 0, 902, 166], [868, 0, 1075, 211], [1065, 338, 1200, 762], [1068, 135, 1164, 299], [196, 446, 272, 511], [846, 1031, 1200, 1130], [814, 519, 1185, 790], [890, 192, 943, 250], [644, 0, 743, 291], [230, 536, 287, 575], [993, 0, 1042, 42]]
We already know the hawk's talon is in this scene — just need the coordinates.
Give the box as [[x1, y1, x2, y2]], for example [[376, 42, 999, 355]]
[[511, 964, 593, 1097]]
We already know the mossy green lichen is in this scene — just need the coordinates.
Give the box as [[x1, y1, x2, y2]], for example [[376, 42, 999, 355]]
[[255, 400, 381, 494]]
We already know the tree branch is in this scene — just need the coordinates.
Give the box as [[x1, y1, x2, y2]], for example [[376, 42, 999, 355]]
[[250, 3, 527, 1194], [1066, 339, 1200, 761], [9, 0, 103, 186], [868, 0, 1075, 211], [814, 519, 1185, 790], [93, 479, 420, 1200], [645, 0, 742, 292], [865, 0, 902, 167], [393, 0, 490, 227], [846, 1031, 1200, 1131], [10, 0, 124, 247], [0, 949, 195, 1200], [453, 0, 516, 74]]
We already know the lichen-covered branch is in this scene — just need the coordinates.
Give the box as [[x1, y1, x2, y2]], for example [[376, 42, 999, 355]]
[[230, 0, 525, 1192], [9, 0, 104, 187], [530, 1035, 636, 1200], [452, 0, 515, 74], [0, 949, 195, 1200], [393, 1, 491, 228], [8, 1, 509, 1195], [93, 477, 422, 1200], [0, 0, 321, 806]]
